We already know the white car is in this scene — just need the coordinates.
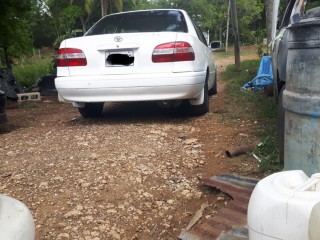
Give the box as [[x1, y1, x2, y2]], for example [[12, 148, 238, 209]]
[[55, 9, 217, 117]]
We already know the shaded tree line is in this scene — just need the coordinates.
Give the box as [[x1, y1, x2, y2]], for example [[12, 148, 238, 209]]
[[0, 0, 267, 57]]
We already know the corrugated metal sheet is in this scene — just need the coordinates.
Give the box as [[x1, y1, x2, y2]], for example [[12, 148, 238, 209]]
[[179, 174, 259, 240]]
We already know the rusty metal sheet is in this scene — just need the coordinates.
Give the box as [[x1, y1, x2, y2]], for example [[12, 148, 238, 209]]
[[179, 174, 259, 240], [218, 225, 249, 240]]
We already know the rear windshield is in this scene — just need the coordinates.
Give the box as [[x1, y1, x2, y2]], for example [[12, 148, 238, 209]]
[[85, 10, 188, 36]]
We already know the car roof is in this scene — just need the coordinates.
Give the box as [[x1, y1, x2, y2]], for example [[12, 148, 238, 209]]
[[106, 9, 187, 17]]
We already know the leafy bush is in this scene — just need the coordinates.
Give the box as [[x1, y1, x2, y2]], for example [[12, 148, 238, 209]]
[[12, 57, 54, 88], [18, 101, 38, 109]]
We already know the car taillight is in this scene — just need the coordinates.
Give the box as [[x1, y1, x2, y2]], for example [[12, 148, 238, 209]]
[[152, 42, 195, 63], [56, 48, 87, 67]]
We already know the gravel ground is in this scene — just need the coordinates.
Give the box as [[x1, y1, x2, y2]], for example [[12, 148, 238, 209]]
[[0, 55, 263, 240]]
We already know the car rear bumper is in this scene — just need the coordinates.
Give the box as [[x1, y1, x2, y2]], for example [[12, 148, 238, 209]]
[[55, 72, 206, 102]]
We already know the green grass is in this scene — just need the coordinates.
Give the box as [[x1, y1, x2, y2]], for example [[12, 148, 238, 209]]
[[214, 45, 263, 59], [214, 49, 235, 58], [18, 101, 38, 109], [12, 57, 54, 88], [222, 59, 282, 173]]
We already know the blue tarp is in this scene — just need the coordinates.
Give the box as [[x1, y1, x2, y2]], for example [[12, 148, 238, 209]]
[[242, 56, 273, 91]]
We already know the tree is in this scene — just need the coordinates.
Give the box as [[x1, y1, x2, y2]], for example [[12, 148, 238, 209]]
[[230, 0, 240, 69], [146, 0, 264, 45], [0, 0, 36, 56], [72, 0, 99, 32], [31, 1, 56, 48], [1, 0, 267, 54], [236, 0, 264, 44], [101, 0, 123, 16], [46, 0, 130, 47], [45, 0, 102, 47]]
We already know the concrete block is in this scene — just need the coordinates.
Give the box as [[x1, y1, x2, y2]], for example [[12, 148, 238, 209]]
[[17, 92, 41, 102]]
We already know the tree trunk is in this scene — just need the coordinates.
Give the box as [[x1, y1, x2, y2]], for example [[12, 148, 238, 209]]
[[272, 0, 280, 41], [80, 16, 86, 33], [101, 0, 107, 17], [230, 0, 240, 70]]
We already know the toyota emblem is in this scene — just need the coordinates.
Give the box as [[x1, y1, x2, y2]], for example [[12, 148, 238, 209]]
[[114, 36, 123, 42]]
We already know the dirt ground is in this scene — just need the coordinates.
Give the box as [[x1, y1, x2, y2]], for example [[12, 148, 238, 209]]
[[0, 53, 265, 240]]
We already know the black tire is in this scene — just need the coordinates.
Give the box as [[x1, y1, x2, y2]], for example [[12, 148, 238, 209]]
[[277, 85, 285, 165], [209, 71, 217, 96], [78, 102, 104, 118], [189, 80, 209, 116]]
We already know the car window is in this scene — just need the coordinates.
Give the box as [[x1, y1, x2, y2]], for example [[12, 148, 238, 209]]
[[190, 19, 207, 46], [85, 10, 188, 36], [279, 0, 296, 28]]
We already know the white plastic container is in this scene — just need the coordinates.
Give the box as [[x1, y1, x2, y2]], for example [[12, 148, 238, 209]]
[[0, 194, 35, 240], [248, 170, 320, 240]]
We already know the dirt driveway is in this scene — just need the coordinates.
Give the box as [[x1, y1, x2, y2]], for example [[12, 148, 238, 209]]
[[0, 54, 262, 240]]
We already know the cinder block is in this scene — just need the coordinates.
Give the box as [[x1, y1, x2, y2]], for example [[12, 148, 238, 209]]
[[17, 92, 41, 102]]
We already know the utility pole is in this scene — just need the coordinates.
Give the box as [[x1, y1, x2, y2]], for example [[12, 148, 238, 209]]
[[271, 0, 280, 41], [265, 0, 273, 51], [225, 0, 230, 52], [230, 0, 240, 70]]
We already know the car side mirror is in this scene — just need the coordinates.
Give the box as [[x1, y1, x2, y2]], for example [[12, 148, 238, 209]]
[[210, 41, 222, 50]]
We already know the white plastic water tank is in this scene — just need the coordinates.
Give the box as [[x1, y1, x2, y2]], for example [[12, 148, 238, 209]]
[[0, 194, 35, 240], [248, 170, 320, 240]]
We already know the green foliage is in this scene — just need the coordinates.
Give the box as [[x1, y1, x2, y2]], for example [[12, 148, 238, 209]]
[[223, 59, 277, 120], [222, 59, 281, 173], [54, 29, 83, 48], [148, 0, 265, 45], [236, 0, 265, 44], [31, 4, 56, 48], [61, 5, 84, 27], [254, 131, 282, 173], [46, 0, 101, 47], [18, 101, 38, 109], [0, 0, 268, 55], [223, 59, 261, 100], [123, 0, 152, 10], [256, 29, 266, 57], [48, 1, 85, 43], [0, 0, 35, 56], [148, 0, 228, 41], [13, 57, 53, 88]]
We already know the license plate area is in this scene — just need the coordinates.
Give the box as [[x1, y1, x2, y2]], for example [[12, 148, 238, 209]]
[[105, 50, 134, 67]]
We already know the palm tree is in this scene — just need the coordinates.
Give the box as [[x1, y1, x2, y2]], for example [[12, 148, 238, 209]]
[[101, 0, 123, 17], [69, 0, 96, 32]]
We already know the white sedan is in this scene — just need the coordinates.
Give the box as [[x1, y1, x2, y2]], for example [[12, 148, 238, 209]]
[[55, 9, 217, 117]]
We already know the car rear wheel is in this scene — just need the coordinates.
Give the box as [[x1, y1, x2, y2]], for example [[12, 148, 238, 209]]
[[78, 103, 104, 118], [277, 85, 285, 165], [189, 81, 209, 116]]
